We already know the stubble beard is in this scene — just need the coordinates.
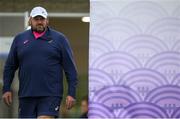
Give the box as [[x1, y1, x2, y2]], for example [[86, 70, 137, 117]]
[[32, 24, 47, 33]]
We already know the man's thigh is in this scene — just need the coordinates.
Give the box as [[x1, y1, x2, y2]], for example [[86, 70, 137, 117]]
[[37, 96, 62, 118], [19, 97, 37, 118]]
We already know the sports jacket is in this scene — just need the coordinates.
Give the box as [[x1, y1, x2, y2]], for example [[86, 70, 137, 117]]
[[3, 27, 78, 98]]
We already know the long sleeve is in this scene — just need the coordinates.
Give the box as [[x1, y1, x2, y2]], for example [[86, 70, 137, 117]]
[[3, 37, 19, 94], [61, 37, 78, 99]]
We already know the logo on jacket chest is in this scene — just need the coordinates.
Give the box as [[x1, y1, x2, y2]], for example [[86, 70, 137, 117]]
[[23, 40, 29, 45]]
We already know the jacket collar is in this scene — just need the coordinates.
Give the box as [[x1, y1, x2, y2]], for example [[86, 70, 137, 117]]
[[28, 26, 52, 41]]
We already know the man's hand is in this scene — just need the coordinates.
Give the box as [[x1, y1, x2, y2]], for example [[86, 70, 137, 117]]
[[66, 95, 76, 110], [2, 91, 12, 106]]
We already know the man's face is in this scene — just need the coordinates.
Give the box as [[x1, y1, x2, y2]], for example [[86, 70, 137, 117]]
[[30, 16, 48, 33], [81, 100, 88, 113]]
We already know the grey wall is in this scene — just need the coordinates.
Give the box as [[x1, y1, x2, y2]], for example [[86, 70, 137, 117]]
[[0, 0, 89, 13]]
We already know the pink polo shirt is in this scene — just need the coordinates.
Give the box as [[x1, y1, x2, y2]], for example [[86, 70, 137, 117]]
[[33, 31, 45, 39]]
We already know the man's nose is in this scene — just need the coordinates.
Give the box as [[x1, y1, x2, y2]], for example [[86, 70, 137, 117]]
[[36, 19, 43, 23]]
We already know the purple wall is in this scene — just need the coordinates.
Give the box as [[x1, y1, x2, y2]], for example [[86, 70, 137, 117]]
[[89, 0, 180, 118]]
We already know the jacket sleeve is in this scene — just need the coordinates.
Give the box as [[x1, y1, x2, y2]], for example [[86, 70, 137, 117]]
[[61, 36, 78, 99], [2, 37, 19, 94]]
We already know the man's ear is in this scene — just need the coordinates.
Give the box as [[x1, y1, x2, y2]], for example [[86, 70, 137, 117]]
[[46, 18, 49, 25], [28, 20, 31, 25], [28, 17, 32, 25]]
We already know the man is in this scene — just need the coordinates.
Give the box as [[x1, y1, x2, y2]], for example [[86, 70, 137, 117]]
[[80, 96, 88, 118], [2, 6, 78, 118]]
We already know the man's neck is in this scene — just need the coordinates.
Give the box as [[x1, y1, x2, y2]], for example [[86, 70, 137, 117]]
[[33, 30, 46, 39]]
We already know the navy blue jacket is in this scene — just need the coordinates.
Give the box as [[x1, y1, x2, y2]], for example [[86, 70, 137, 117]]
[[3, 27, 78, 98]]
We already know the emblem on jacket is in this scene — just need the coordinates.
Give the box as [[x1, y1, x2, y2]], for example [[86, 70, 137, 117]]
[[23, 40, 29, 44], [48, 40, 53, 43]]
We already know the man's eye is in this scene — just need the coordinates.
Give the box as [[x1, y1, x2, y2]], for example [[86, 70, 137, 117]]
[[34, 18, 45, 21]]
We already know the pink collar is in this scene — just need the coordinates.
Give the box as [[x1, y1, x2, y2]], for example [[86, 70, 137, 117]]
[[33, 31, 45, 39]]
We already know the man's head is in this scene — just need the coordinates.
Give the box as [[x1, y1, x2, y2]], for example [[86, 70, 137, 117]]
[[81, 96, 88, 114], [29, 6, 48, 33]]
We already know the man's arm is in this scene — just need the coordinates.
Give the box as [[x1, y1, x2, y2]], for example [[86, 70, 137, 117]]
[[2, 37, 19, 106], [61, 36, 78, 109]]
